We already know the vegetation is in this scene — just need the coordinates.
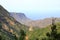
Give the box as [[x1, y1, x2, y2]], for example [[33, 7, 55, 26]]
[[1, 5, 60, 40], [19, 29, 26, 40], [26, 22, 60, 40], [42, 18, 60, 40], [0, 20, 60, 40]]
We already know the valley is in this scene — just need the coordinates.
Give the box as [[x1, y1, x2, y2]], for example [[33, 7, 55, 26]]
[[0, 5, 60, 40]]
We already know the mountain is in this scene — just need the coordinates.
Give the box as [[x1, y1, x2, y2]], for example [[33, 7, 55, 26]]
[[31, 18, 60, 27], [1, 5, 60, 40], [10, 12, 32, 25], [10, 13, 60, 28], [0, 5, 28, 40]]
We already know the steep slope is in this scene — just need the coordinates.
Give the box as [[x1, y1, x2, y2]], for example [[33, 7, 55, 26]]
[[10, 13, 60, 28], [10, 12, 32, 25], [0, 5, 28, 40]]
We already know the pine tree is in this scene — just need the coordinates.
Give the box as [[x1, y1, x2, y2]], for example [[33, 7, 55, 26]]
[[47, 18, 57, 40], [42, 18, 57, 40], [0, 22, 2, 30], [13, 34, 18, 40], [0, 35, 2, 40], [19, 29, 26, 40]]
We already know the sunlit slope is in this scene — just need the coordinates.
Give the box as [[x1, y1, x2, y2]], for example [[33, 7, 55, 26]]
[[0, 5, 28, 40]]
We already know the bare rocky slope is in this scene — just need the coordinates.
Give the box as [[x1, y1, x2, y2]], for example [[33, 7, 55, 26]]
[[10, 13, 60, 28], [10, 12, 32, 25]]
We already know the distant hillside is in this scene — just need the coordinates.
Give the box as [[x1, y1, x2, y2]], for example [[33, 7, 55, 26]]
[[0, 5, 28, 40], [10, 13, 60, 28], [10, 12, 32, 25]]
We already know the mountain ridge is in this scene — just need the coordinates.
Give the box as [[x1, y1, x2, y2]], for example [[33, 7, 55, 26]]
[[10, 12, 32, 25], [10, 13, 60, 28]]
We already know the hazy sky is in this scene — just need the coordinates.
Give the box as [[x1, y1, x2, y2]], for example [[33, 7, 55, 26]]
[[0, 0, 60, 20]]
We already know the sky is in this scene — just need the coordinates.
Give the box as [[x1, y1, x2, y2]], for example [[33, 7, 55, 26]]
[[0, 0, 60, 20]]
